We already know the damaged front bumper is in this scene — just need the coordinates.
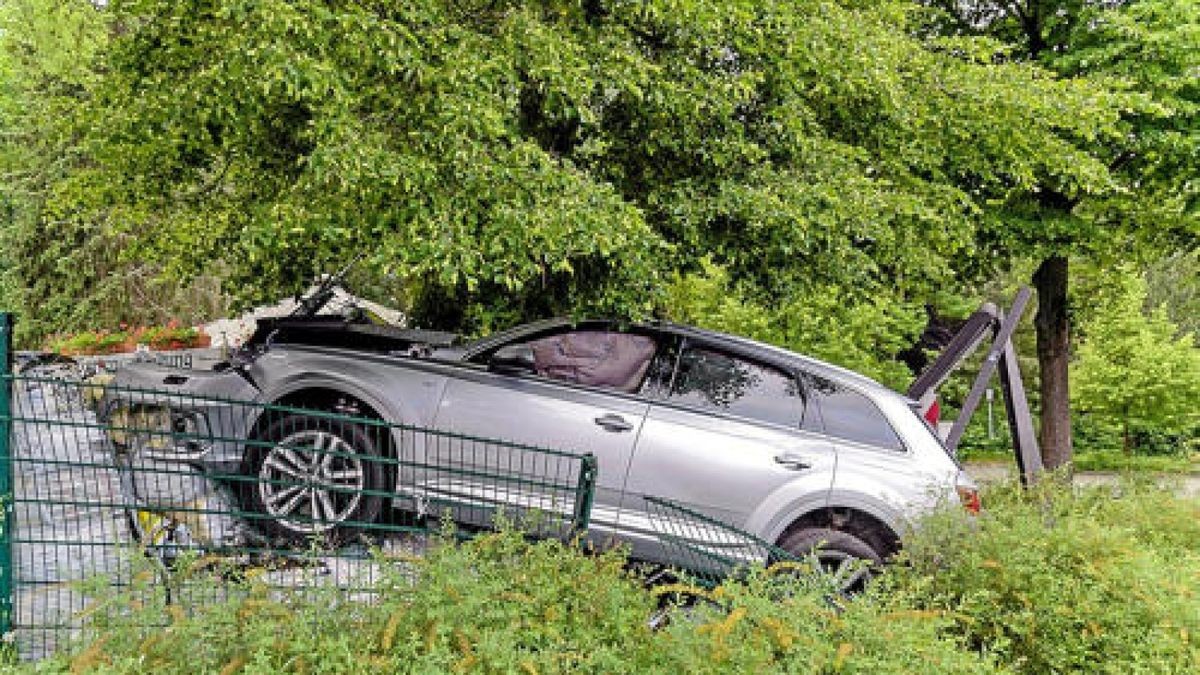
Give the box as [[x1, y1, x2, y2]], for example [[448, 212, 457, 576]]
[[111, 449, 250, 554], [101, 397, 260, 556]]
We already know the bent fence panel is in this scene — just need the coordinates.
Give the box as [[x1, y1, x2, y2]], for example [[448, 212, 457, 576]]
[[642, 496, 797, 587], [0, 361, 597, 660]]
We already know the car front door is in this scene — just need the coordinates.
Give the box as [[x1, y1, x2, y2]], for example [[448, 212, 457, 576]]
[[431, 328, 659, 542], [619, 339, 837, 563]]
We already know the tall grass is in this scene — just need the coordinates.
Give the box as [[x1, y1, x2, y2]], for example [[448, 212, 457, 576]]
[[21, 480, 1199, 674]]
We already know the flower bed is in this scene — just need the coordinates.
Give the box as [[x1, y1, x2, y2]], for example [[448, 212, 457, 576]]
[[44, 321, 211, 356]]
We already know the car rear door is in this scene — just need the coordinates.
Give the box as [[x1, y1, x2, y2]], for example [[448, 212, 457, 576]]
[[619, 340, 836, 563]]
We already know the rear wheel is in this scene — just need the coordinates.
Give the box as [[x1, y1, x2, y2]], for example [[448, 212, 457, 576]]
[[241, 414, 388, 543], [777, 527, 882, 595]]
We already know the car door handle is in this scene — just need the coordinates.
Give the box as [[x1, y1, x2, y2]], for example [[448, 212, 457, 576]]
[[594, 413, 634, 433], [774, 454, 812, 471]]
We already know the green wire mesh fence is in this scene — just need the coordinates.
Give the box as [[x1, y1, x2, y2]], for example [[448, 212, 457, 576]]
[[0, 362, 597, 660], [0, 314, 838, 662]]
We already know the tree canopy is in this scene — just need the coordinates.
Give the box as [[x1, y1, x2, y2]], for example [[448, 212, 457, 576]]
[[0, 1, 1121, 336], [1, 0, 1195, 454], [918, 0, 1199, 466]]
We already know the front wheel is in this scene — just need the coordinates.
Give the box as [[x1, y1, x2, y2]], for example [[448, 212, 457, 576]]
[[241, 414, 388, 543], [777, 527, 882, 595]]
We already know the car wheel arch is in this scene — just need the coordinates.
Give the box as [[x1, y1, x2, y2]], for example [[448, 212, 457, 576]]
[[270, 386, 387, 421], [251, 383, 405, 458], [775, 504, 904, 561], [258, 375, 409, 424]]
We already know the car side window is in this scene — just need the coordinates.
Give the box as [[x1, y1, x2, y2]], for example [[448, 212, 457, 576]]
[[649, 344, 805, 428], [806, 375, 905, 451], [522, 330, 658, 393]]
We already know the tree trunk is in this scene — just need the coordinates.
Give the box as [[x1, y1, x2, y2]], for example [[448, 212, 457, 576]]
[[1033, 255, 1073, 469]]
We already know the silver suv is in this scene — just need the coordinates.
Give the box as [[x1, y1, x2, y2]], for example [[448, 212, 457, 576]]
[[110, 314, 979, 572]]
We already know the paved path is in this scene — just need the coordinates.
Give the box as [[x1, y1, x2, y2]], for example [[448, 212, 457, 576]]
[[964, 461, 1200, 498], [9, 378, 125, 659], [7, 376, 424, 661]]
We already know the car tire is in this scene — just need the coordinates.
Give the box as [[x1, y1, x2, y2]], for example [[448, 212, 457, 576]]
[[241, 414, 388, 544], [777, 527, 883, 594]]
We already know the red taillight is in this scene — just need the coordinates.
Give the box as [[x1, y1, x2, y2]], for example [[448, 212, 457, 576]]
[[956, 485, 981, 514], [924, 398, 940, 426]]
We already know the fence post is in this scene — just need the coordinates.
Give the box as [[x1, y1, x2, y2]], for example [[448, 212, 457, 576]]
[[0, 312, 13, 640], [571, 453, 598, 536]]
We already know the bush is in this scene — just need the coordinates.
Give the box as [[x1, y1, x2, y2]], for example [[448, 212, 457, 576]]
[[1071, 268, 1200, 454], [26, 482, 1200, 674], [891, 478, 1200, 673], [1074, 414, 1199, 458], [34, 534, 994, 674]]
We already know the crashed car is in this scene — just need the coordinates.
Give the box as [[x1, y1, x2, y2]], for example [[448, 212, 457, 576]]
[[100, 279, 978, 575]]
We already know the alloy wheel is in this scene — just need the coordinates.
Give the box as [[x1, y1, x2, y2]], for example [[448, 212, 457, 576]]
[[256, 430, 365, 534]]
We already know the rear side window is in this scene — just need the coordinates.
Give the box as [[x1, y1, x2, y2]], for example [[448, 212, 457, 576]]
[[807, 375, 905, 451], [650, 345, 805, 428]]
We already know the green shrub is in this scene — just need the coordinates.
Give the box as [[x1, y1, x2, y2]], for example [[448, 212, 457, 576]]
[[891, 478, 1200, 674], [956, 418, 1015, 462], [24, 482, 1199, 674], [1071, 268, 1200, 455], [32, 533, 994, 674]]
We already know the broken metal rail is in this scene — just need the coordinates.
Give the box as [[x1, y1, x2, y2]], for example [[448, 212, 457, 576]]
[[643, 496, 800, 588], [907, 288, 1044, 485]]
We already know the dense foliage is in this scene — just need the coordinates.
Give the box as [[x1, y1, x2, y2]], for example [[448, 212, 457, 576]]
[[925, 0, 1198, 249], [1, 0, 1130, 337], [26, 481, 1200, 673], [1, 0, 1196, 458], [894, 478, 1200, 673], [0, 0, 231, 340], [1071, 268, 1200, 453]]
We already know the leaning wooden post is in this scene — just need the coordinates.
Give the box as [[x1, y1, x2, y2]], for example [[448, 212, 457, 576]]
[[944, 288, 1032, 453], [996, 314, 1043, 485]]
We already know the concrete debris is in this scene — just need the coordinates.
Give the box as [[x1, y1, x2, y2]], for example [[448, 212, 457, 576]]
[[202, 286, 406, 349]]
